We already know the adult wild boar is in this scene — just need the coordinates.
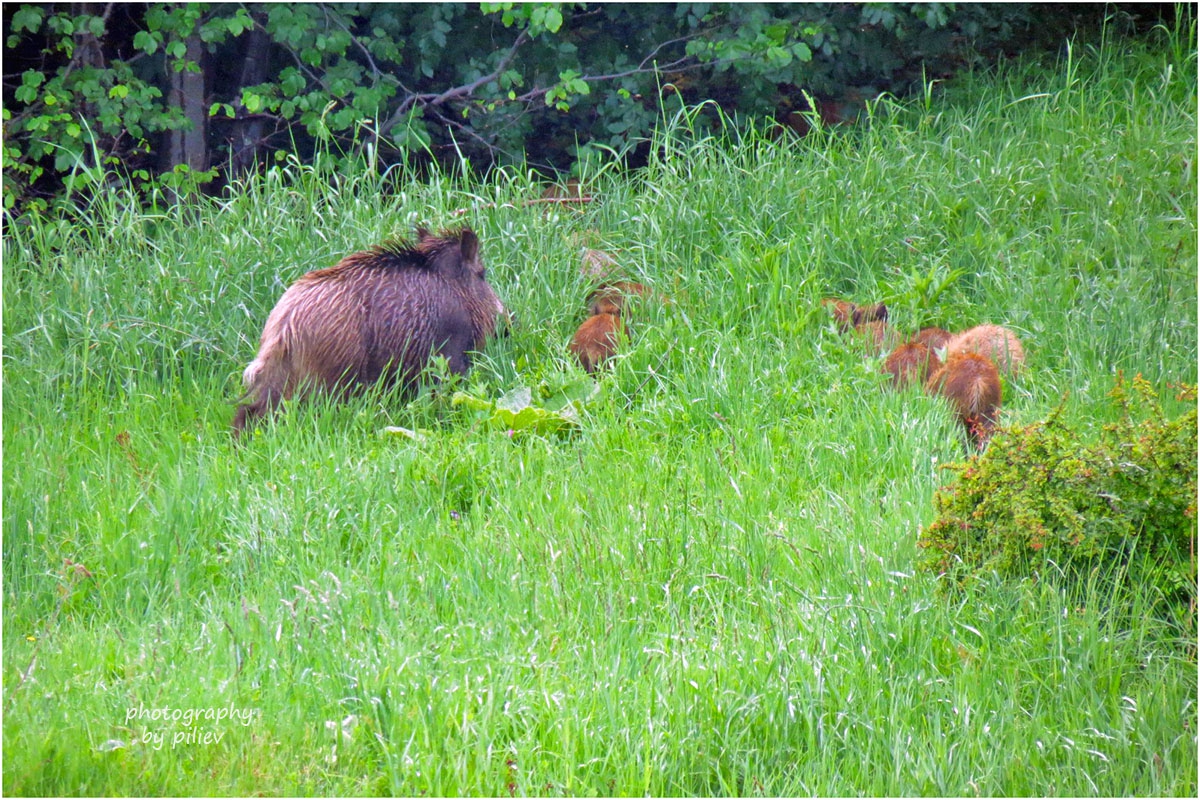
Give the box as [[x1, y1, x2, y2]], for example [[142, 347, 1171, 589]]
[[233, 226, 506, 434]]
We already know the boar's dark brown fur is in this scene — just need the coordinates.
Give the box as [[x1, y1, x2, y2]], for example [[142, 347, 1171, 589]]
[[233, 226, 505, 435]]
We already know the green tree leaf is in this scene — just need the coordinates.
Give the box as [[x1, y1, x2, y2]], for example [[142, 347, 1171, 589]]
[[11, 5, 45, 34]]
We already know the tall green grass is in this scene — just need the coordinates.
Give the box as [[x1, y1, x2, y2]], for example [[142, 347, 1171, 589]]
[[3, 24, 1196, 796]]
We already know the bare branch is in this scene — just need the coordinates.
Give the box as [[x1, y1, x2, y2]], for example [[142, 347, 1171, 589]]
[[382, 28, 530, 134], [360, 17, 759, 145], [422, 104, 500, 157], [510, 53, 697, 105], [326, 7, 384, 83]]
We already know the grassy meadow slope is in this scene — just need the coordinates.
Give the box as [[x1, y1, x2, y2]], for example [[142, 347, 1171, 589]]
[[3, 26, 1196, 796]]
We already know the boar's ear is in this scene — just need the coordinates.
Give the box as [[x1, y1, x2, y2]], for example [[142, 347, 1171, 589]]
[[458, 228, 479, 264]]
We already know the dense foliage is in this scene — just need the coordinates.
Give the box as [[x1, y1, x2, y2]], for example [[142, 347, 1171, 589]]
[[2, 2, 1139, 213], [918, 374, 1197, 631]]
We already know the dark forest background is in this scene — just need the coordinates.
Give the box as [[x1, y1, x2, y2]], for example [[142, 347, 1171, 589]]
[[1, 2, 1184, 215]]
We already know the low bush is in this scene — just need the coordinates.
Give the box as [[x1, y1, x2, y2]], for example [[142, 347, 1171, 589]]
[[918, 374, 1197, 628]]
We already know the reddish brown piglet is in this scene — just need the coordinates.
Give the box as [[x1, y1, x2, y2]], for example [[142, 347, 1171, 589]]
[[822, 297, 888, 333], [946, 324, 1025, 375], [580, 248, 619, 281], [851, 301, 889, 328], [913, 326, 953, 352], [822, 297, 857, 332], [883, 342, 942, 389], [587, 281, 653, 317], [925, 351, 1003, 450], [855, 320, 901, 356], [569, 312, 625, 373]]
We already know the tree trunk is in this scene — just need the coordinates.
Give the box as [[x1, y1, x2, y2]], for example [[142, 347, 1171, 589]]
[[71, 2, 111, 168], [230, 16, 272, 175], [163, 34, 208, 175], [71, 3, 109, 73]]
